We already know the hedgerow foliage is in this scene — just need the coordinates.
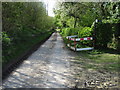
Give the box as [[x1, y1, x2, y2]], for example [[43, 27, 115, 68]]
[[91, 21, 112, 48], [78, 27, 92, 38], [91, 19, 120, 49], [2, 2, 54, 64], [61, 28, 79, 36]]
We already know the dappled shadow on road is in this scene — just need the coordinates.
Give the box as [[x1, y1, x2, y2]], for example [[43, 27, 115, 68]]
[[2, 33, 77, 88], [2, 33, 120, 89], [2, 58, 77, 88], [3, 70, 71, 88]]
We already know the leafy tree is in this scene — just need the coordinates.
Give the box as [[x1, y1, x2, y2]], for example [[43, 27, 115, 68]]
[[2, 2, 54, 64], [54, 1, 120, 51]]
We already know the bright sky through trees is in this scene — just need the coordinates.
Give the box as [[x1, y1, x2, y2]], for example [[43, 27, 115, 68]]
[[43, 0, 56, 17]]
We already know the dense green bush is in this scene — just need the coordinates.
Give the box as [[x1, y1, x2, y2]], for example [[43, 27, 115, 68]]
[[61, 26, 93, 47], [77, 27, 93, 46], [70, 28, 80, 35], [61, 28, 70, 36], [61, 27, 80, 36], [2, 32, 11, 47], [61, 27, 92, 38], [78, 27, 92, 38], [2, 32, 12, 63]]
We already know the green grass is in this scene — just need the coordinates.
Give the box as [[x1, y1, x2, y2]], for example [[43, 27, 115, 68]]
[[76, 50, 120, 72]]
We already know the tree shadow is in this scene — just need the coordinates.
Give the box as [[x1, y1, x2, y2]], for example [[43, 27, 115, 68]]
[[95, 48, 120, 54], [3, 59, 73, 88]]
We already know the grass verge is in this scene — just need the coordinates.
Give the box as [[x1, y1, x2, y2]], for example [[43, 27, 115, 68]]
[[76, 50, 120, 72], [60, 32, 120, 72], [2, 31, 53, 67]]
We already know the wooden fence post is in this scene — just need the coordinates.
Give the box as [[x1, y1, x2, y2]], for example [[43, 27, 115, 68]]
[[74, 39, 76, 51], [93, 22, 96, 49]]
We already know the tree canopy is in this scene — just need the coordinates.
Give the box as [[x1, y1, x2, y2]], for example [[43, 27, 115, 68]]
[[54, 2, 120, 50]]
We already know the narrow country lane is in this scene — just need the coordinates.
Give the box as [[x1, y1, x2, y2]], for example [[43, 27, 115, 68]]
[[2, 33, 78, 88], [2, 33, 119, 88]]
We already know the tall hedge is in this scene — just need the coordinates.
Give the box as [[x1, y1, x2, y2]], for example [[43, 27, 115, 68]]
[[61, 28, 79, 37], [113, 23, 120, 51], [93, 22, 112, 48], [2, 2, 54, 64], [92, 19, 120, 51]]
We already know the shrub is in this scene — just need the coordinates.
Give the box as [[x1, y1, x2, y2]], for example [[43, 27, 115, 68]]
[[69, 28, 79, 35], [2, 32, 11, 49], [2, 32, 12, 63], [78, 27, 93, 46], [61, 27, 80, 37], [61, 27, 93, 47], [61, 28, 70, 36], [78, 27, 92, 38]]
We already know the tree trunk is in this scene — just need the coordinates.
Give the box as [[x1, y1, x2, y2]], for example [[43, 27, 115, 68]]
[[117, 38, 120, 52], [74, 17, 77, 28]]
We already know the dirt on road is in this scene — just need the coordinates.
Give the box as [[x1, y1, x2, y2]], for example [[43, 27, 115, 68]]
[[2, 33, 119, 89]]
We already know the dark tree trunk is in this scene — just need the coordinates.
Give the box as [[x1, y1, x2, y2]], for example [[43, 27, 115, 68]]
[[74, 17, 77, 28], [93, 22, 97, 49]]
